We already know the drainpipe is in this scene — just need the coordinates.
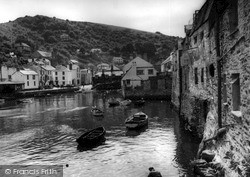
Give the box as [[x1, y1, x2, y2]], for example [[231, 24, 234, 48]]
[[215, 5, 222, 128], [178, 49, 183, 116]]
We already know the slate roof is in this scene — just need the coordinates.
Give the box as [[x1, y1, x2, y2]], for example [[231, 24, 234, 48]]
[[37, 50, 52, 58], [55, 65, 70, 72], [20, 69, 38, 75], [41, 65, 55, 71], [123, 57, 154, 73], [15, 43, 30, 48]]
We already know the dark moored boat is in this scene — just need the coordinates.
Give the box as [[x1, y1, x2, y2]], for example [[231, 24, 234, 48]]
[[120, 99, 132, 106], [125, 112, 148, 129], [76, 127, 106, 148], [108, 100, 120, 107], [91, 107, 104, 117], [134, 99, 145, 106]]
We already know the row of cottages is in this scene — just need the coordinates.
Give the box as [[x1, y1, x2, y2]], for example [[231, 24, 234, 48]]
[[171, 0, 250, 176], [122, 57, 157, 88], [0, 50, 82, 90]]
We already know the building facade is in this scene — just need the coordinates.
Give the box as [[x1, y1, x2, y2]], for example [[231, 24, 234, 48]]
[[122, 57, 157, 88], [170, 0, 250, 176], [67, 60, 81, 86], [12, 69, 39, 90], [54, 65, 72, 86]]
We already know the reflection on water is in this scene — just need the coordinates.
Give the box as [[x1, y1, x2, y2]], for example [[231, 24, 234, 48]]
[[0, 91, 200, 177]]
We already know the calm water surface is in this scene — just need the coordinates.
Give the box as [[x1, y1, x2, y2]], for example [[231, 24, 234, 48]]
[[0, 91, 200, 177]]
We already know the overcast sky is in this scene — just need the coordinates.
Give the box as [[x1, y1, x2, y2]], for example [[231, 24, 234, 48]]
[[0, 0, 205, 37]]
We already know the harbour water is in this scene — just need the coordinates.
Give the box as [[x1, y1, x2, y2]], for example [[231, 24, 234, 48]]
[[0, 91, 200, 177]]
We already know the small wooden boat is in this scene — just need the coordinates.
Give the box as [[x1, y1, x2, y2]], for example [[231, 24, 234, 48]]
[[108, 99, 120, 107], [134, 99, 145, 106], [120, 99, 132, 106], [91, 107, 104, 117], [125, 112, 148, 129], [76, 127, 106, 148]]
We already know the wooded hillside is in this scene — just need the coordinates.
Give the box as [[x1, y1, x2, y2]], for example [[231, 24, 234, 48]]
[[0, 15, 180, 67]]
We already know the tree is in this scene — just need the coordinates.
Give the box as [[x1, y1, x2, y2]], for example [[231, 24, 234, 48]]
[[142, 42, 156, 58]]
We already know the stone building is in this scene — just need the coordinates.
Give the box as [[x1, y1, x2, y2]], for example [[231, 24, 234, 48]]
[[171, 0, 250, 176]]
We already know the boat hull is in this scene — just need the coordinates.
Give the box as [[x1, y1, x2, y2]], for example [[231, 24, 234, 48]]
[[125, 120, 148, 129], [76, 127, 106, 148], [91, 108, 104, 117], [134, 100, 145, 106], [125, 112, 148, 129]]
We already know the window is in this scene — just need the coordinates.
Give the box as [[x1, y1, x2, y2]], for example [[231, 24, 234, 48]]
[[27, 75, 29, 80], [8, 75, 11, 81], [200, 31, 204, 41], [194, 68, 198, 84], [34, 81, 36, 86], [55, 77, 58, 81], [33, 75, 35, 80], [62, 71, 65, 75], [62, 81, 65, 85], [201, 68, 204, 83], [231, 73, 240, 111], [126, 80, 130, 85], [223, 74, 227, 103], [27, 81, 29, 86], [209, 64, 215, 77], [55, 72, 58, 75], [148, 69, 153, 75], [194, 36, 197, 44], [136, 69, 144, 75], [229, 0, 238, 33], [62, 76, 65, 80]]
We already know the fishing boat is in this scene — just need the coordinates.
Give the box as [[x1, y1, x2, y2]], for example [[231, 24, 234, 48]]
[[120, 99, 132, 106], [91, 107, 104, 117], [125, 112, 148, 129], [108, 98, 120, 107], [76, 127, 106, 148], [134, 99, 145, 106]]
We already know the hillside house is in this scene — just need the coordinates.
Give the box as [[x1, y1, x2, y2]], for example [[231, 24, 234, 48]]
[[113, 57, 124, 64], [12, 69, 39, 90], [14, 43, 31, 55], [0, 66, 17, 82], [33, 50, 52, 60], [97, 63, 109, 72], [60, 33, 69, 41], [122, 57, 157, 88]]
